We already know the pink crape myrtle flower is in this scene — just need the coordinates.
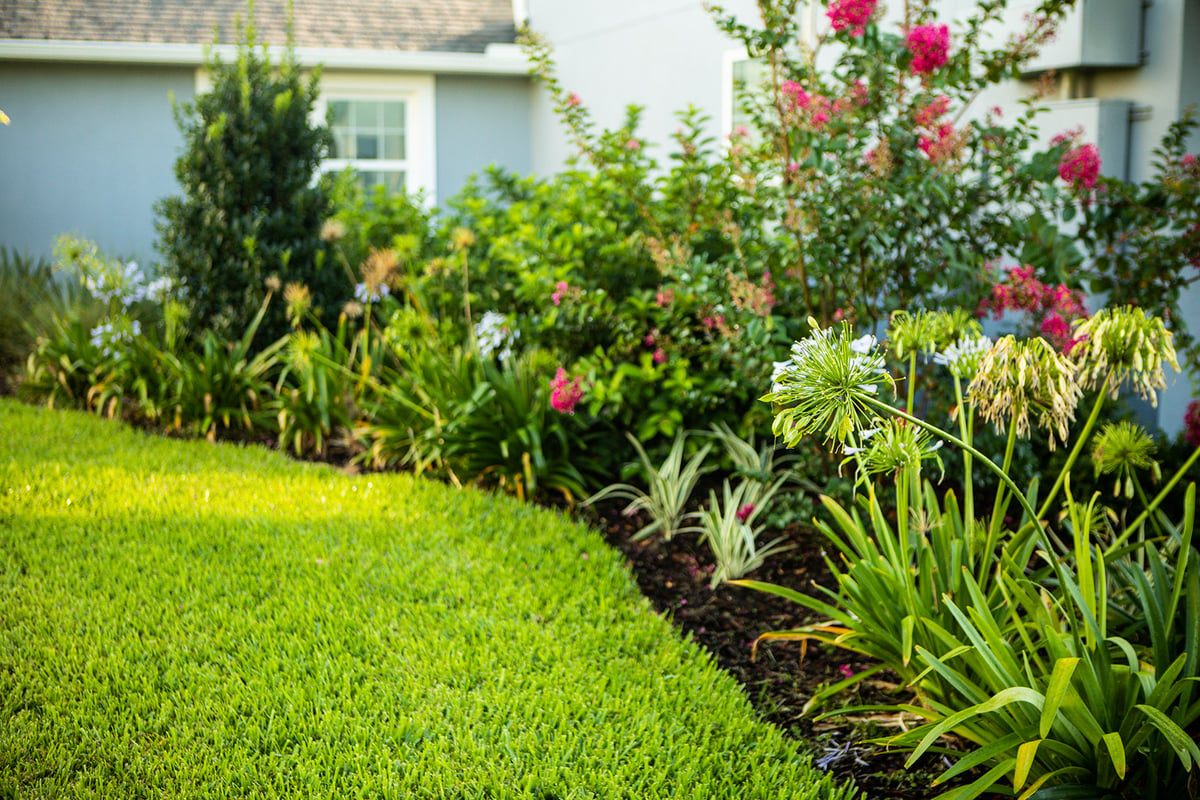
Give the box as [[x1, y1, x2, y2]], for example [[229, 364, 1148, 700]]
[[549, 367, 585, 414], [907, 24, 950, 74], [919, 122, 957, 164], [781, 80, 811, 111], [914, 95, 951, 128], [566, 93, 582, 107], [1185, 401, 1200, 448], [1059, 143, 1101, 190], [652, 348, 667, 365], [826, 0, 877, 36], [551, 280, 569, 306], [625, 139, 641, 151]]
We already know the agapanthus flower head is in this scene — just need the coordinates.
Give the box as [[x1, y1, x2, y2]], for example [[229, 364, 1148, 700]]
[[846, 417, 944, 479], [1059, 143, 1101, 190], [1070, 306, 1178, 406], [933, 335, 993, 380], [1091, 420, 1159, 498], [765, 318, 893, 446], [319, 218, 346, 242], [475, 310, 518, 360], [361, 247, 399, 298], [969, 336, 1082, 449], [907, 24, 950, 74], [889, 308, 981, 360], [283, 282, 311, 323], [826, 0, 877, 36]]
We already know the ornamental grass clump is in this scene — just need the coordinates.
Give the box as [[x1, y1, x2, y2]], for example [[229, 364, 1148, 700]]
[[754, 312, 1200, 798]]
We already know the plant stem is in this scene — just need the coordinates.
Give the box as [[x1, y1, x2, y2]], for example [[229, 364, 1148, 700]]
[[861, 396, 1042, 539], [1035, 383, 1108, 521], [1107, 443, 1200, 556]]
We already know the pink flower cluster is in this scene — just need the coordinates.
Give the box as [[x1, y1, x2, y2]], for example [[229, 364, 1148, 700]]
[[977, 265, 1090, 353], [906, 24, 950, 74], [781, 81, 832, 129], [1059, 143, 1101, 191], [551, 280, 570, 306], [549, 367, 585, 414], [826, 0, 877, 36], [655, 286, 675, 307], [1185, 401, 1200, 448], [914, 95, 950, 128], [919, 124, 958, 164]]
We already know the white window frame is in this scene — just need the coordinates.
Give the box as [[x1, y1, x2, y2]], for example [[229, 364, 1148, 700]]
[[193, 69, 437, 201], [316, 72, 437, 202]]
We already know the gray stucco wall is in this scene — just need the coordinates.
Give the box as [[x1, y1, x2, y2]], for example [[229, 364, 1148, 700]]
[[434, 74, 533, 200], [0, 62, 194, 266]]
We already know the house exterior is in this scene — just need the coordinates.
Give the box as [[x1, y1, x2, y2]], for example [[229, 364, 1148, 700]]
[[2, 0, 1198, 432], [525, 0, 1200, 435], [0, 0, 533, 266]]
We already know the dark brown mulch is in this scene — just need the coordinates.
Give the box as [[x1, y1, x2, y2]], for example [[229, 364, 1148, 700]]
[[579, 500, 981, 800]]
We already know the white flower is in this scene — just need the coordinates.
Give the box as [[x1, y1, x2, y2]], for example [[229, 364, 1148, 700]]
[[475, 310, 517, 359], [849, 334, 877, 355], [934, 335, 992, 379]]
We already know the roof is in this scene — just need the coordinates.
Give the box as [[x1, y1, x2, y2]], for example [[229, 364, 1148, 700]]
[[0, 0, 518, 54]]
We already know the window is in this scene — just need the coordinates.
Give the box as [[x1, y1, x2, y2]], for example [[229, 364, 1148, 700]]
[[315, 73, 436, 200], [326, 98, 409, 193], [724, 53, 768, 136]]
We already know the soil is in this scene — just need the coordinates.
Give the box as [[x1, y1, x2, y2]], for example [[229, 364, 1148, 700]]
[[578, 499, 981, 800]]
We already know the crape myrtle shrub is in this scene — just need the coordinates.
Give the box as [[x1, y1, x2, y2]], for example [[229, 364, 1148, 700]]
[[156, 14, 342, 344]]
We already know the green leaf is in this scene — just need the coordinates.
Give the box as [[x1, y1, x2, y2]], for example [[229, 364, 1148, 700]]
[[1040, 657, 1079, 738]]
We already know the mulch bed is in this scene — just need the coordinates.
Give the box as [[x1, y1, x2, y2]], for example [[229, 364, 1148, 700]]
[[579, 499, 980, 799]]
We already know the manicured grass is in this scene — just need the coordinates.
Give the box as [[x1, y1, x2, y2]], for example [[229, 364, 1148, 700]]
[[0, 400, 856, 799]]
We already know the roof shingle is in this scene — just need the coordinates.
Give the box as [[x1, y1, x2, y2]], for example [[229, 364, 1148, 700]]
[[0, 0, 517, 53]]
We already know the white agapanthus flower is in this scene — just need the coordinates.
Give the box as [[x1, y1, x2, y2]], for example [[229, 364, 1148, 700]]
[[354, 281, 390, 304], [475, 310, 518, 360], [934, 335, 992, 380]]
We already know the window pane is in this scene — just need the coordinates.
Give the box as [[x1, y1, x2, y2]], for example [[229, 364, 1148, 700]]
[[383, 101, 405, 129], [355, 101, 380, 128], [356, 134, 378, 160], [330, 101, 350, 126], [357, 170, 406, 194], [331, 131, 354, 159], [383, 133, 406, 160]]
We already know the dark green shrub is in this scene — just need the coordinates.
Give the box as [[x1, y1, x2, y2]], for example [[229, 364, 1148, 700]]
[[155, 12, 339, 344]]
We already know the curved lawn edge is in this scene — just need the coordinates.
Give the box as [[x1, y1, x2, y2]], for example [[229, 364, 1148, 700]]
[[0, 400, 859, 800]]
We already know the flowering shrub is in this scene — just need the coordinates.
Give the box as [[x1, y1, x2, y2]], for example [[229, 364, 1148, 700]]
[[976, 263, 1089, 352]]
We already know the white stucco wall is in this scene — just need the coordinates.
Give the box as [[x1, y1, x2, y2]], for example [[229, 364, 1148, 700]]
[[525, 0, 759, 173]]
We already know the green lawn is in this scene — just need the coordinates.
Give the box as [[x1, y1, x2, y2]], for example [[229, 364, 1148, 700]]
[[0, 400, 856, 799]]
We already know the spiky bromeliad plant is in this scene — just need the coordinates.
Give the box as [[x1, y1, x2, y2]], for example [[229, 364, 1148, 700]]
[[746, 309, 1200, 799]]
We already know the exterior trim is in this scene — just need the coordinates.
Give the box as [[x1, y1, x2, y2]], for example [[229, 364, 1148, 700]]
[[0, 39, 529, 75]]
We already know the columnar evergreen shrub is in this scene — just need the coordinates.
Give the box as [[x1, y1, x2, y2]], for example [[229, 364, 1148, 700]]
[[155, 12, 339, 343]]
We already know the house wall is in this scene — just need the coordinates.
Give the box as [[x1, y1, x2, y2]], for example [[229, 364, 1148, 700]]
[[434, 74, 533, 201], [0, 62, 195, 265], [524, 0, 758, 174]]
